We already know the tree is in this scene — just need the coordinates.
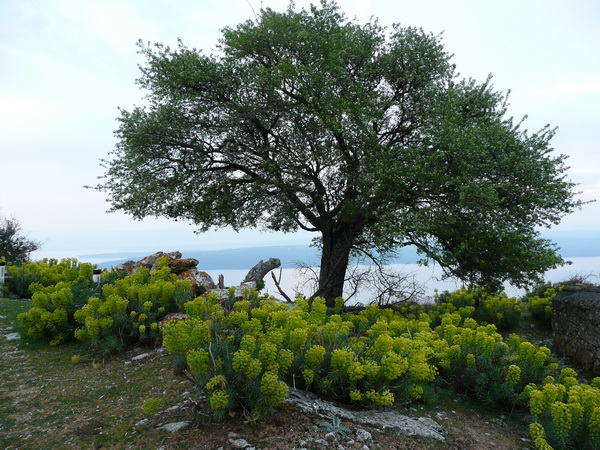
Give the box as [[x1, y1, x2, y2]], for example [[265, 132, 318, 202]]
[[95, 1, 583, 306], [0, 214, 42, 263]]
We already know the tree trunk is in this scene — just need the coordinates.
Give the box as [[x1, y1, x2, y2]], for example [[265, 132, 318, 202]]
[[313, 224, 361, 307]]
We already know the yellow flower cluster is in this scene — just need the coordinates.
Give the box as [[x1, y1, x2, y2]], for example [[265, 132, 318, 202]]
[[364, 389, 394, 406], [590, 407, 600, 443], [232, 349, 262, 379], [506, 365, 521, 386], [526, 368, 600, 448], [209, 390, 229, 411], [529, 423, 553, 450], [306, 345, 326, 369], [162, 319, 210, 355], [550, 401, 572, 438], [260, 371, 289, 406], [380, 351, 409, 380], [187, 348, 209, 375], [330, 348, 356, 375]]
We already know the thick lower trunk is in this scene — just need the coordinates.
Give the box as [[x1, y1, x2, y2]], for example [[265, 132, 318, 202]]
[[313, 225, 360, 307]]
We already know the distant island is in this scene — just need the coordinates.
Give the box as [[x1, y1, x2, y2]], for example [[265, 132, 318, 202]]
[[82, 234, 600, 271]]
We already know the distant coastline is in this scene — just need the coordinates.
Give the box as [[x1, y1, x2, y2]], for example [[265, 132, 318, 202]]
[[82, 234, 600, 271]]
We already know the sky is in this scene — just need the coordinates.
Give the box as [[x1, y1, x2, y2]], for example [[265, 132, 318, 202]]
[[1, 0, 599, 261]]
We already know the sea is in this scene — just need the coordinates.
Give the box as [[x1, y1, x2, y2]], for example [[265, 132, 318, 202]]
[[202, 257, 600, 305]]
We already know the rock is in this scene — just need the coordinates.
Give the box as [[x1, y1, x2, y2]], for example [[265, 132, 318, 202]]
[[114, 251, 182, 274], [355, 428, 372, 443], [110, 251, 280, 302], [325, 432, 338, 442], [157, 421, 191, 432], [228, 438, 253, 448], [242, 258, 281, 282], [170, 258, 199, 274], [178, 269, 215, 297], [114, 260, 137, 274], [131, 353, 150, 361], [135, 418, 150, 427], [4, 332, 21, 340], [140, 251, 182, 270], [300, 438, 329, 448], [286, 388, 446, 442]]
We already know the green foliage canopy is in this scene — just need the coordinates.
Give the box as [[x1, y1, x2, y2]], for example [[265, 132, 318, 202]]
[[95, 1, 583, 304], [0, 214, 41, 264]]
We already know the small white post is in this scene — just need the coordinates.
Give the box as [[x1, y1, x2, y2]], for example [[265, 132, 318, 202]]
[[92, 268, 101, 283], [0, 262, 6, 284]]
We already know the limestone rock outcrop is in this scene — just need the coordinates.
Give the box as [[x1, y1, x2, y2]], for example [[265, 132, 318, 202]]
[[178, 269, 215, 297], [112, 251, 280, 301], [114, 251, 183, 274]]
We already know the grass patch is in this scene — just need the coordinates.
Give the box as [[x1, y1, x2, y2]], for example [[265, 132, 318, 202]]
[[0, 298, 194, 448]]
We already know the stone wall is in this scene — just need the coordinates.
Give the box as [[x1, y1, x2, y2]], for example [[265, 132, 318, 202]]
[[552, 285, 600, 374]]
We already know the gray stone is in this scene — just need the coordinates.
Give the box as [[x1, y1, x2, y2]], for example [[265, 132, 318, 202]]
[[157, 421, 191, 432], [300, 438, 328, 448], [135, 418, 150, 427], [242, 258, 281, 282], [131, 352, 150, 361], [354, 428, 372, 443], [287, 388, 446, 442], [228, 438, 252, 448], [325, 432, 338, 441], [4, 332, 20, 340]]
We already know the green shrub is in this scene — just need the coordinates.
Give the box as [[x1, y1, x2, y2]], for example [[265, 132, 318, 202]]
[[527, 288, 557, 329], [142, 397, 163, 415], [476, 293, 523, 330], [525, 369, 600, 449], [5, 258, 88, 298], [430, 287, 522, 330], [163, 291, 555, 420], [16, 263, 108, 345], [435, 315, 555, 407], [16, 257, 192, 354], [73, 259, 192, 354]]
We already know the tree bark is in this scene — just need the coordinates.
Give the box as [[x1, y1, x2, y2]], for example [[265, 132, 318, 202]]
[[312, 224, 361, 307]]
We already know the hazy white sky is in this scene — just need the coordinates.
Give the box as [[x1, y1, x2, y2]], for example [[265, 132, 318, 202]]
[[1, 0, 599, 259]]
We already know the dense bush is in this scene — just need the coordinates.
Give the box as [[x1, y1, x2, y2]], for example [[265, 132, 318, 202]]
[[17, 257, 192, 354], [16, 262, 110, 345], [430, 287, 523, 330], [527, 288, 557, 329], [525, 368, 600, 449], [163, 291, 556, 420], [4, 258, 89, 298], [73, 259, 191, 354], [435, 317, 554, 407]]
